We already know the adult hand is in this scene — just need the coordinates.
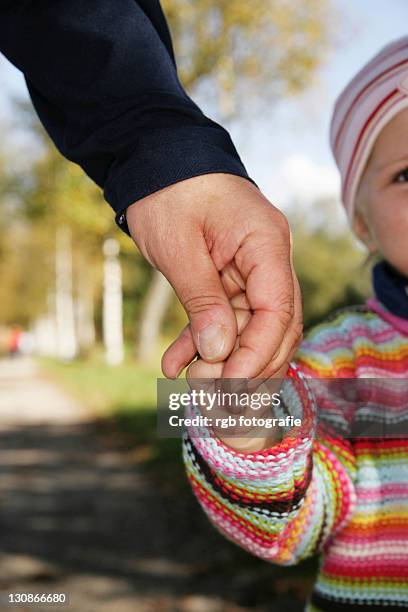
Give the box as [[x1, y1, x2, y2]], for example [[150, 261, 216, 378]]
[[126, 173, 303, 379]]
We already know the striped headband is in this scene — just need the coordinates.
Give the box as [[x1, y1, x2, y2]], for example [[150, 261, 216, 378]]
[[330, 36, 408, 221]]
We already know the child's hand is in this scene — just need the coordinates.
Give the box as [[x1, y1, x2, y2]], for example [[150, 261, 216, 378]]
[[186, 293, 288, 452]]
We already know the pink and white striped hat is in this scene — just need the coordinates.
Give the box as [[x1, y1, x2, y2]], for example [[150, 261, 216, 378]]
[[330, 36, 408, 221]]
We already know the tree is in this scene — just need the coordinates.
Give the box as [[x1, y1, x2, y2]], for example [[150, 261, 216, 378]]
[[2, 117, 125, 354], [164, 0, 334, 112], [137, 0, 336, 361], [0, 105, 151, 357]]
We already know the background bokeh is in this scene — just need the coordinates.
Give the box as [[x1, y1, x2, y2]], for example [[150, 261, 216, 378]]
[[0, 2, 405, 610]]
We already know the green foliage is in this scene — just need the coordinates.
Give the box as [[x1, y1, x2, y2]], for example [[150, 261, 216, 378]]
[[289, 205, 371, 330], [163, 0, 335, 115], [0, 107, 145, 330]]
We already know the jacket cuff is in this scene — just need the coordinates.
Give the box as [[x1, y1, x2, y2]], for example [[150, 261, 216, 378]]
[[103, 127, 256, 236]]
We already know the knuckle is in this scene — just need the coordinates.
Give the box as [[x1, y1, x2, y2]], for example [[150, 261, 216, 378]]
[[183, 293, 226, 315], [273, 298, 295, 322], [268, 208, 291, 239]]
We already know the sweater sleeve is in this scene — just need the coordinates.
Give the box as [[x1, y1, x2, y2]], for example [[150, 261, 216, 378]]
[[183, 331, 357, 565], [0, 0, 253, 235]]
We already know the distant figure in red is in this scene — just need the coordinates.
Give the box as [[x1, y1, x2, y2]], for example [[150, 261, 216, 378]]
[[8, 325, 22, 358]]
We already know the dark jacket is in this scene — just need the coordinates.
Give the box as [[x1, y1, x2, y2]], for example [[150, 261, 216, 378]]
[[0, 0, 251, 234]]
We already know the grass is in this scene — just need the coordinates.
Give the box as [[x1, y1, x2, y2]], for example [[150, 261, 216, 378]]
[[39, 353, 161, 415]]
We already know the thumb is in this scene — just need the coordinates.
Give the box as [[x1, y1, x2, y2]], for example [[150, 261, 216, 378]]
[[165, 236, 237, 363]]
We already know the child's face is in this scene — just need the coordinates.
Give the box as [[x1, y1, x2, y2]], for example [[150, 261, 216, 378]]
[[354, 107, 408, 276]]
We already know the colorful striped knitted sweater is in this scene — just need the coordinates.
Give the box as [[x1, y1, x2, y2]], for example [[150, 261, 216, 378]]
[[182, 299, 408, 611]]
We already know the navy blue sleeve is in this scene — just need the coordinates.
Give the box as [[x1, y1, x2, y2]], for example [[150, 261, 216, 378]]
[[0, 0, 254, 235]]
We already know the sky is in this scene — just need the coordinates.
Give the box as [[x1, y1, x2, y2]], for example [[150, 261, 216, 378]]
[[238, 0, 408, 225], [0, 0, 407, 227]]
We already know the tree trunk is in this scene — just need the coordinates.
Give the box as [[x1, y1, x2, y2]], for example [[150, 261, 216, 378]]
[[75, 265, 96, 354], [55, 226, 78, 360], [103, 238, 124, 366], [137, 270, 173, 362]]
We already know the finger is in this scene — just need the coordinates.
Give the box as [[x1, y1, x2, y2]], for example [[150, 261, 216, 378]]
[[223, 224, 295, 378], [256, 234, 303, 378], [187, 359, 224, 380], [161, 324, 196, 379], [186, 359, 216, 398], [220, 261, 246, 298], [230, 292, 251, 310], [162, 231, 237, 364], [186, 359, 223, 414], [235, 308, 251, 335], [162, 300, 251, 378], [187, 360, 245, 422]]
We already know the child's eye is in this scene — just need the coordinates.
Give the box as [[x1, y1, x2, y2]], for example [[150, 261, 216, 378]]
[[395, 168, 408, 183]]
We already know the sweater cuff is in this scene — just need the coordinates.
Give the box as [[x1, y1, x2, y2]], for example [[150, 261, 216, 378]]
[[185, 363, 316, 481], [103, 127, 256, 236]]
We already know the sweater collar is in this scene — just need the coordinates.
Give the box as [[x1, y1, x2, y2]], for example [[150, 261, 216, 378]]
[[366, 297, 408, 335], [372, 260, 408, 319]]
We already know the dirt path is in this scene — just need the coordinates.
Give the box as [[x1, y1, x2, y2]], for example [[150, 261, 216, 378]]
[[0, 357, 312, 612], [0, 358, 87, 426]]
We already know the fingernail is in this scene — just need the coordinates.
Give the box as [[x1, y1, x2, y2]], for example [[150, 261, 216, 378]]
[[197, 324, 226, 361]]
